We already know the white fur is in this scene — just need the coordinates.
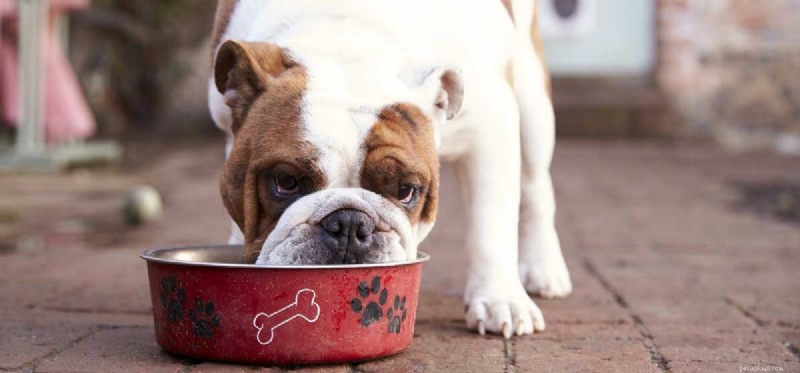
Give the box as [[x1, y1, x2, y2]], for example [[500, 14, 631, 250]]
[[209, 0, 571, 337]]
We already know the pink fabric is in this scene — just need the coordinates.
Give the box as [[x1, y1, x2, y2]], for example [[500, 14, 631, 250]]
[[0, 0, 95, 143], [1, 0, 89, 16]]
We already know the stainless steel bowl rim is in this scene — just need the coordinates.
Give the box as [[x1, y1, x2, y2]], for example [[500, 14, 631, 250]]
[[140, 244, 430, 269]]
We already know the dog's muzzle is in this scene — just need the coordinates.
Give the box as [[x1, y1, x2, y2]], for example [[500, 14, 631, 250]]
[[255, 188, 416, 265]]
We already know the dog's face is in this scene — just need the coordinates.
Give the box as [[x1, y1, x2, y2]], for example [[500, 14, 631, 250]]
[[214, 40, 463, 265]]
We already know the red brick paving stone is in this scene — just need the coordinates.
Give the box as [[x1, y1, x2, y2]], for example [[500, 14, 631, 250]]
[[584, 251, 800, 368], [414, 291, 464, 323], [538, 257, 631, 326], [36, 248, 153, 314], [414, 248, 468, 297], [726, 287, 800, 329], [536, 296, 630, 328], [770, 326, 800, 350], [356, 321, 505, 372], [0, 248, 153, 313], [277, 365, 351, 373], [0, 250, 93, 310], [515, 323, 659, 373], [35, 327, 187, 373], [0, 250, 81, 284], [572, 213, 652, 247], [190, 363, 350, 373], [0, 314, 94, 370], [586, 252, 721, 297], [774, 333, 800, 372], [648, 324, 799, 366], [190, 362, 282, 372], [554, 222, 583, 257], [668, 361, 789, 373], [0, 308, 152, 370], [585, 263, 765, 330], [633, 299, 753, 329], [586, 251, 799, 327], [190, 363, 262, 372], [727, 290, 800, 328], [632, 206, 800, 249]]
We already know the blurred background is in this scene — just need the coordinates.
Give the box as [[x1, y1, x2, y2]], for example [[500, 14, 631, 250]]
[[2, 0, 799, 153], [0, 0, 798, 266], [0, 0, 797, 252], [543, 0, 800, 153]]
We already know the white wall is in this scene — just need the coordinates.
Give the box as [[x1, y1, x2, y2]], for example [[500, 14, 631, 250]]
[[540, 0, 656, 76]]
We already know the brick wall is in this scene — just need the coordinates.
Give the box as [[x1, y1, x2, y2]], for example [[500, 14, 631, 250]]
[[657, 0, 800, 153]]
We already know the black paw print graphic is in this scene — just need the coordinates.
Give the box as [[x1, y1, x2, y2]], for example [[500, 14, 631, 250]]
[[350, 276, 388, 327], [159, 275, 185, 323], [189, 298, 221, 339], [387, 295, 407, 334]]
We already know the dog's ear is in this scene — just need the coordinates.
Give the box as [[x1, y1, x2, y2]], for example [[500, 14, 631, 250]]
[[214, 40, 292, 133], [425, 66, 463, 120], [414, 66, 464, 121]]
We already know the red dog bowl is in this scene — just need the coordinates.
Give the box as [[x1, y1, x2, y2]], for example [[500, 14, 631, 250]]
[[140, 245, 428, 365]]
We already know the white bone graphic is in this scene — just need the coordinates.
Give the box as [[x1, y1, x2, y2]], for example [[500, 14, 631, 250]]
[[253, 288, 320, 345]]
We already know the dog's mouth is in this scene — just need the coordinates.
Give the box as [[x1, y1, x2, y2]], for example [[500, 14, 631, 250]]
[[254, 188, 416, 265]]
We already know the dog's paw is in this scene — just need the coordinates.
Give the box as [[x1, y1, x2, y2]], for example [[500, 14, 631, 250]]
[[465, 282, 545, 338], [519, 252, 572, 299]]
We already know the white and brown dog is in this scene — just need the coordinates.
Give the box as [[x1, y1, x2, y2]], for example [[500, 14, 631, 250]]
[[208, 0, 571, 338]]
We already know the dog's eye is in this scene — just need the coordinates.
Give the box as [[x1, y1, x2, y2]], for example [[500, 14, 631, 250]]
[[398, 184, 418, 206], [273, 173, 299, 195]]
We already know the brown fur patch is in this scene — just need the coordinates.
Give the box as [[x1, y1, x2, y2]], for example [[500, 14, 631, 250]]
[[214, 41, 296, 134], [215, 41, 324, 263], [211, 0, 238, 63], [360, 104, 440, 226]]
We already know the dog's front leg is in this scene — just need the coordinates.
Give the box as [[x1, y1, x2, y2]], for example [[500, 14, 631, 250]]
[[454, 84, 545, 337]]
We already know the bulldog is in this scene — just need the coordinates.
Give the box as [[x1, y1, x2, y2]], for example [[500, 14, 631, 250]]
[[208, 0, 572, 337]]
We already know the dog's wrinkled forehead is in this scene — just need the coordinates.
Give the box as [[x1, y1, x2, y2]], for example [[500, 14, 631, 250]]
[[300, 97, 375, 189], [298, 57, 430, 188]]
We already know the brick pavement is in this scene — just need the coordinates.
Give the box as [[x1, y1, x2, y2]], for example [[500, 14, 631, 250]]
[[1, 137, 798, 372]]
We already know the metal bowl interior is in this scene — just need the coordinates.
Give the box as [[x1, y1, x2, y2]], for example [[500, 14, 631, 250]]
[[140, 245, 430, 269]]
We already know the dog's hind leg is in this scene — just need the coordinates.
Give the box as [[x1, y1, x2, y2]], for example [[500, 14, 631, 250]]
[[510, 4, 572, 299]]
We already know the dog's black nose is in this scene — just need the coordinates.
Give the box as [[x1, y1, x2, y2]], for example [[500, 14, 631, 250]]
[[320, 209, 375, 263]]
